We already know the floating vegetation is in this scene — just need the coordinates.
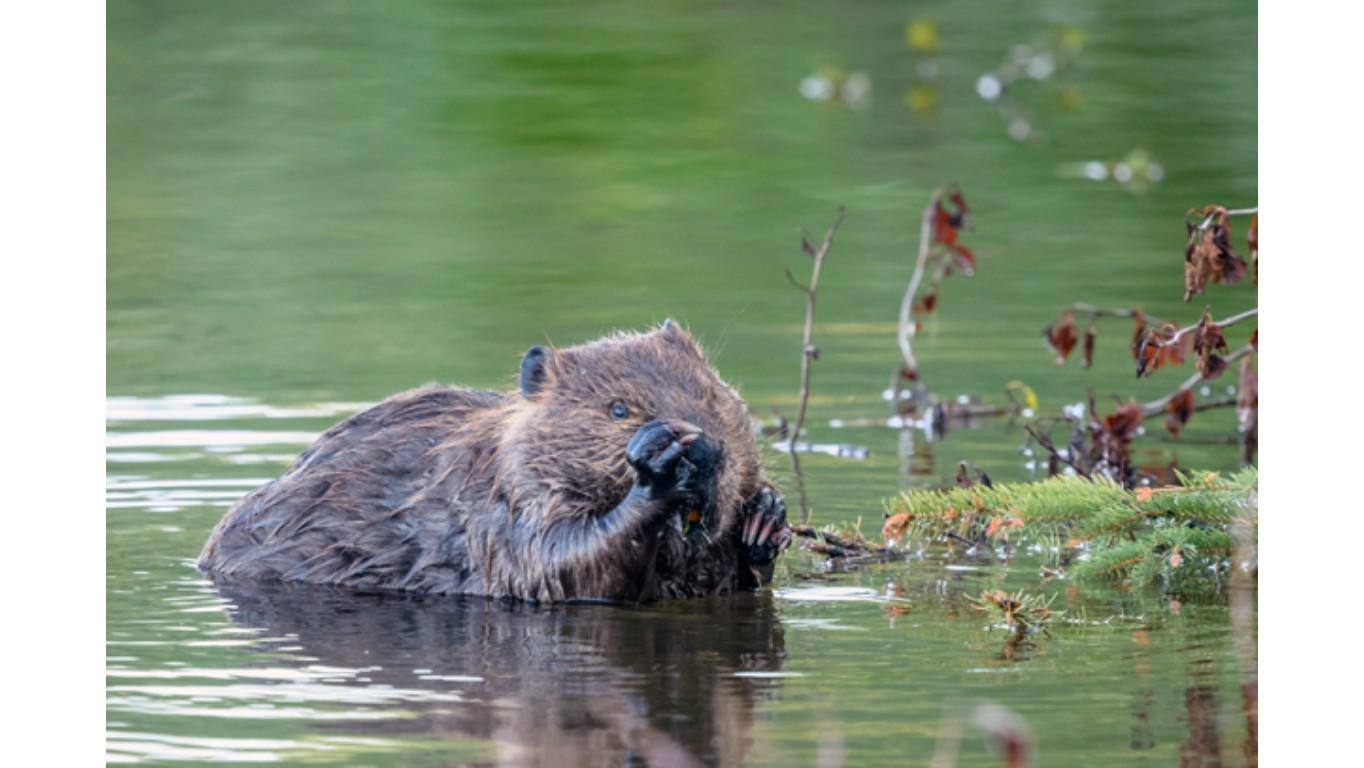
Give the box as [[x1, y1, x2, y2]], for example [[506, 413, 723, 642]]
[[884, 468, 1257, 594], [791, 522, 893, 560], [969, 589, 1058, 635]]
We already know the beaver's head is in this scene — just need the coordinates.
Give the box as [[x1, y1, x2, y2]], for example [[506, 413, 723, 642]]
[[500, 321, 763, 534]]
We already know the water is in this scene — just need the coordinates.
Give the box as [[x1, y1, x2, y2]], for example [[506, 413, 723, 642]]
[[108, 1, 1257, 764]]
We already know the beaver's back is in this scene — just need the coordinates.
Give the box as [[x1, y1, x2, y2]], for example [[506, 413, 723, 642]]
[[198, 384, 504, 591]]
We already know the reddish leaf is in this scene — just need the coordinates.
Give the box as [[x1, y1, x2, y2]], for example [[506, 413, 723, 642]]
[[1201, 354, 1227, 380], [950, 244, 977, 275], [1129, 310, 1147, 362], [1103, 404, 1144, 442], [1247, 214, 1258, 287], [1184, 206, 1247, 301], [984, 516, 1001, 538], [1193, 311, 1228, 356], [949, 190, 970, 215], [1173, 331, 1194, 365], [1165, 387, 1195, 437], [932, 189, 970, 247], [1081, 317, 1097, 369], [1134, 327, 1156, 377], [1045, 310, 1079, 365], [1135, 320, 1192, 378], [934, 204, 958, 246], [1086, 403, 1145, 483], [1194, 311, 1230, 379], [882, 512, 912, 546], [1136, 324, 1172, 377]]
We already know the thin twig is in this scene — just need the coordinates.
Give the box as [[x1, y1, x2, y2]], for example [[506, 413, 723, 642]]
[[1024, 424, 1091, 479], [1141, 345, 1255, 416], [1191, 395, 1236, 414], [787, 207, 846, 521], [1159, 308, 1258, 348], [1196, 206, 1258, 232], [1068, 303, 1171, 329]]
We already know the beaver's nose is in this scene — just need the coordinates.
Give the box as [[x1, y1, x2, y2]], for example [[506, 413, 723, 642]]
[[665, 419, 703, 446]]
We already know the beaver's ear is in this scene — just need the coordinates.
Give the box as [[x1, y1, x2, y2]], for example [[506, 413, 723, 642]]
[[659, 318, 692, 341], [520, 346, 552, 397], [659, 319, 702, 353]]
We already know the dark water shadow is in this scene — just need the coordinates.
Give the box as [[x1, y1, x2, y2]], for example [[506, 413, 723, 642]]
[[215, 580, 789, 766]]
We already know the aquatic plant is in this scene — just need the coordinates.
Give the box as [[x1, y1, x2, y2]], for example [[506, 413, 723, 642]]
[[884, 468, 1257, 594], [969, 589, 1058, 635]]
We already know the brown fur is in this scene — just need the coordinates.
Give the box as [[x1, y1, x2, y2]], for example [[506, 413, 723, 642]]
[[198, 324, 786, 602]]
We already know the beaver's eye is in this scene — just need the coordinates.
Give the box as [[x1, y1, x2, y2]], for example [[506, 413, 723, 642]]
[[609, 401, 630, 421]]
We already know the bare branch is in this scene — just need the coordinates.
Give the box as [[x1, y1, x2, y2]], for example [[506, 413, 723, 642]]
[[1141, 344, 1255, 416], [896, 190, 942, 380], [1195, 206, 1258, 232], [1158, 308, 1258, 349], [1067, 303, 1171, 329], [787, 207, 846, 521], [1024, 424, 1091, 479]]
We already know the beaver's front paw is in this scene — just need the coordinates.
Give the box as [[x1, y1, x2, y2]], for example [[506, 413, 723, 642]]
[[627, 419, 711, 503], [740, 486, 791, 566]]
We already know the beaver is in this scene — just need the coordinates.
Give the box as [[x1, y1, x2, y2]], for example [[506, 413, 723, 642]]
[[198, 322, 791, 602]]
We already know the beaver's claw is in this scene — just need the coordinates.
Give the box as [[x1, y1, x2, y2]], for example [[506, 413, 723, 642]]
[[627, 419, 711, 504], [741, 486, 791, 566]]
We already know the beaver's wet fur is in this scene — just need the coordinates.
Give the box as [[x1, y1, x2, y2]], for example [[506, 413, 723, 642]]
[[198, 323, 791, 603]]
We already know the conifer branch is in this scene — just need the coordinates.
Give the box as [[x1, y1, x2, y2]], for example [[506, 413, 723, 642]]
[[884, 468, 1256, 594]]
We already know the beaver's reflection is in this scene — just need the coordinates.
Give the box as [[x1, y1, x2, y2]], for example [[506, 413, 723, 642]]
[[217, 581, 787, 766]]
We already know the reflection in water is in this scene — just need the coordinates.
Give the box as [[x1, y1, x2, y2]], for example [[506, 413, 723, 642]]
[[214, 580, 788, 766], [1180, 684, 1224, 768], [898, 427, 939, 491]]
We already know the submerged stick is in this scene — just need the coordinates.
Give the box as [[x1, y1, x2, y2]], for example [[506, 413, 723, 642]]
[[791, 524, 892, 558]]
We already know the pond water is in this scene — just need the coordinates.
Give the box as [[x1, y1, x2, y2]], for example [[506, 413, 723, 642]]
[[108, 0, 1257, 765]]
